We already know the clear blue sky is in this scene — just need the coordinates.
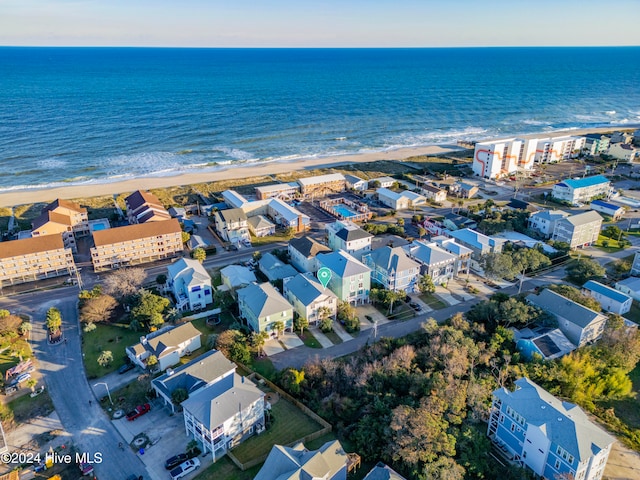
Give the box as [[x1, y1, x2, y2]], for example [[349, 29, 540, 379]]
[[1, 0, 639, 47]]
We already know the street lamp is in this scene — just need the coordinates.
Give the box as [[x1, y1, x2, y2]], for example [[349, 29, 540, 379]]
[[94, 382, 112, 405]]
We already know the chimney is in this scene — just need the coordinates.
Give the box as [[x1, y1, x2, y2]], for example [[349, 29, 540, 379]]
[[297, 214, 303, 233]]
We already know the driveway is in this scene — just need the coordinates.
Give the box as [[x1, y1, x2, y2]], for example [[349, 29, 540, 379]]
[[280, 332, 304, 349], [309, 327, 333, 348], [263, 338, 285, 356]]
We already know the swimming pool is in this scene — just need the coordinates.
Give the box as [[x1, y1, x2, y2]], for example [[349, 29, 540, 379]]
[[332, 205, 358, 218], [92, 224, 107, 231]]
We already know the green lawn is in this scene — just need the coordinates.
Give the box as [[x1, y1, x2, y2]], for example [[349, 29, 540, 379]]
[[196, 456, 263, 480], [299, 331, 322, 349], [230, 399, 323, 464], [623, 301, 640, 325], [82, 324, 142, 379], [420, 293, 448, 310], [250, 232, 293, 246], [324, 330, 343, 345], [386, 303, 415, 321], [0, 338, 32, 379], [251, 358, 277, 381], [594, 234, 625, 253]]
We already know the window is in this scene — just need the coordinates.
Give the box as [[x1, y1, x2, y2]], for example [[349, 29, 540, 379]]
[[555, 460, 560, 470], [510, 424, 515, 432]]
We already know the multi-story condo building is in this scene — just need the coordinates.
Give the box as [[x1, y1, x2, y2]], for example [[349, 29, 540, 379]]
[[551, 175, 611, 205], [297, 173, 346, 198], [533, 136, 585, 164], [254, 182, 300, 200], [473, 138, 538, 179], [125, 190, 171, 224], [0, 235, 76, 287], [363, 246, 420, 293], [583, 134, 611, 156], [325, 220, 373, 260], [527, 210, 570, 238], [317, 250, 371, 305], [488, 378, 614, 480], [90, 218, 183, 271], [31, 198, 90, 252], [551, 211, 602, 249]]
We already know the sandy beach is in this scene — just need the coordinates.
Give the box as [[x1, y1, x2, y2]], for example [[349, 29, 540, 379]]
[[0, 125, 636, 208]]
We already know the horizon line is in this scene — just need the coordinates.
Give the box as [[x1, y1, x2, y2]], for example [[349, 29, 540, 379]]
[[1, 44, 639, 49]]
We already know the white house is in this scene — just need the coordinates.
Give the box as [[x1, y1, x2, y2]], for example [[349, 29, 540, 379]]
[[247, 215, 276, 237], [552, 175, 611, 205], [214, 208, 250, 244], [607, 142, 639, 163], [403, 240, 458, 285], [325, 220, 373, 260], [582, 280, 632, 315], [288, 236, 331, 273], [589, 200, 625, 220], [615, 276, 640, 302], [376, 188, 427, 210], [127, 323, 202, 371], [370, 176, 396, 188], [363, 246, 421, 293], [527, 210, 570, 238], [344, 174, 368, 191], [220, 264, 257, 293], [283, 273, 338, 325], [526, 289, 607, 347], [166, 258, 213, 311], [420, 184, 447, 203], [488, 378, 614, 480]]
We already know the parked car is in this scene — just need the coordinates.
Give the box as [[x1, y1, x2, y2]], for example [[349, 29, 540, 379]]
[[228, 244, 238, 251], [79, 463, 94, 476], [409, 302, 422, 312], [126, 403, 151, 421], [10, 373, 31, 386], [169, 458, 201, 480], [118, 362, 135, 374], [164, 453, 189, 470]]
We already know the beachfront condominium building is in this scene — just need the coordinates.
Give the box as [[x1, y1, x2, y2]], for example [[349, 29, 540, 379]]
[[551, 211, 603, 249], [551, 175, 611, 205], [125, 190, 171, 224], [31, 198, 90, 252], [363, 246, 421, 293], [473, 138, 538, 179], [90, 218, 183, 271], [254, 182, 300, 200], [533, 136, 585, 164], [317, 250, 371, 305], [297, 173, 346, 198], [325, 220, 373, 260], [0, 235, 76, 287], [583, 134, 611, 156], [488, 378, 614, 480]]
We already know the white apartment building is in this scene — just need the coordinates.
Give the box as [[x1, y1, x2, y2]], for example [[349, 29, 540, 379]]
[[533, 136, 585, 164], [552, 175, 611, 205], [473, 138, 537, 179]]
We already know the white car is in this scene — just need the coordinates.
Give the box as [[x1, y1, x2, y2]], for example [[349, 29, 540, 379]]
[[170, 458, 200, 480]]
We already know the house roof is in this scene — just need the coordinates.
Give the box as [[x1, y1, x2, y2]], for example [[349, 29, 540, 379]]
[[182, 372, 264, 431], [530, 209, 570, 222], [615, 276, 640, 292], [493, 378, 614, 462], [459, 182, 477, 191], [217, 208, 248, 224], [363, 463, 408, 480], [583, 280, 631, 304], [371, 176, 396, 184], [556, 175, 610, 189], [335, 224, 373, 242], [92, 219, 181, 247], [255, 182, 300, 195], [259, 253, 299, 281], [421, 184, 444, 194], [248, 215, 275, 231], [297, 173, 345, 187], [289, 236, 331, 258], [43, 198, 86, 214], [125, 190, 164, 211], [254, 440, 347, 480], [344, 174, 366, 185], [222, 190, 248, 208], [526, 289, 605, 329], [404, 240, 457, 266], [152, 349, 236, 401], [448, 228, 505, 250], [590, 199, 624, 212], [167, 258, 211, 291], [237, 282, 292, 318], [137, 209, 171, 223], [268, 198, 310, 224], [284, 273, 337, 307], [317, 250, 371, 278], [432, 236, 473, 257], [32, 210, 73, 230], [364, 246, 419, 274], [443, 213, 475, 226], [0, 235, 66, 259], [135, 323, 202, 359], [562, 210, 603, 227], [220, 265, 257, 288]]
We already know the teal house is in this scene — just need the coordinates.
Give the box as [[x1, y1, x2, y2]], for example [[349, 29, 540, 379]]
[[317, 250, 371, 305]]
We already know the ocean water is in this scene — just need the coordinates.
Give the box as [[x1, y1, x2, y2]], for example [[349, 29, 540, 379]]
[[0, 47, 639, 192]]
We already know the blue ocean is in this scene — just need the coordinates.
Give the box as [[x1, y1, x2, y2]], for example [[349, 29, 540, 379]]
[[0, 47, 639, 192]]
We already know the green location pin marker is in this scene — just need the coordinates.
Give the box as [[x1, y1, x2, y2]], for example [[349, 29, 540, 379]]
[[317, 267, 332, 288]]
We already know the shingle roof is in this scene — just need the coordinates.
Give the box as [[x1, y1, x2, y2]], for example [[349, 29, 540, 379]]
[[334, 224, 373, 242], [557, 175, 610, 189], [449, 228, 504, 250], [494, 378, 614, 462], [583, 280, 631, 304], [92, 219, 181, 247], [615, 276, 640, 292], [143, 322, 202, 359], [32, 210, 72, 230], [363, 463, 408, 480], [364, 246, 419, 274], [254, 441, 347, 480], [404, 240, 457, 266], [344, 174, 366, 185], [220, 265, 257, 288], [248, 215, 275, 231], [167, 258, 211, 290], [217, 208, 248, 223], [237, 282, 292, 318], [563, 210, 603, 227], [125, 190, 164, 211], [317, 250, 371, 278], [284, 273, 337, 307], [526, 289, 603, 329], [0, 235, 66, 259], [259, 253, 299, 281], [289, 236, 331, 258], [530, 209, 570, 222], [297, 173, 346, 187], [43, 198, 86, 214]]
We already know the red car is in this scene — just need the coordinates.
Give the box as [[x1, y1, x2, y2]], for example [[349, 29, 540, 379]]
[[126, 403, 151, 421]]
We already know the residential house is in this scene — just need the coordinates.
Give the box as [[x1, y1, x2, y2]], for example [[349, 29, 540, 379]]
[[370, 176, 396, 188], [632, 251, 640, 276], [125, 190, 171, 224], [258, 253, 298, 282], [607, 142, 639, 163], [221, 190, 249, 209], [610, 131, 634, 144], [127, 323, 202, 372], [582, 280, 632, 315], [90, 219, 183, 271], [297, 173, 346, 198], [448, 228, 505, 258], [583, 133, 611, 156], [326, 220, 373, 260], [442, 213, 477, 231], [344, 174, 368, 191], [283, 273, 338, 325], [551, 211, 603, 249], [488, 378, 614, 480], [179, 351, 265, 460], [371, 234, 409, 251], [213, 208, 250, 244], [187, 234, 209, 251], [316, 250, 371, 305], [152, 349, 236, 413], [247, 215, 276, 237], [432, 236, 473, 275], [527, 210, 570, 238], [505, 198, 540, 213], [420, 184, 447, 203], [237, 282, 294, 334], [255, 182, 300, 200], [363, 463, 407, 480], [513, 327, 576, 361], [376, 188, 426, 210], [526, 288, 607, 347], [404, 240, 458, 285], [0, 235, 76, 287], [220, 265, 256, 295], [288, 236, 331, 273], [615, 276, 640, 302], [589, 200, 625, 220], [167, 258, 213, 312], [168, 206, 187, 220], [458, 182, 479, 198], [31, 199, 90, 252], [363, 246, 420, 293], [254, 441, 348, 480], [551, 175, 611, 205]]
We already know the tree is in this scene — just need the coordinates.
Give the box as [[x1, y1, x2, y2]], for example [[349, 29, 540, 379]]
[[480, 252, 515, 280], [18, 322, 32, 337], [294, 315, 309, 336], [337, 301, 359, 333], [166, 308, 182, 323], [103, 267, 147, 299], [418, 227, 426, 239], [566, 258, 606, 285], [131, 290, 170, 328], [418, 275, 436, 294], [191, 247, 206, 263], [512, 248, 551, 293], [612, 259, 631, 275], [83, 322, 97, 333], [384, 289, 405, 315], [171, 387, 188, 404], [97, 350, 113, 367], [602, 225, 623, 240], [181, 231, 191, 244], [146, 354, 158, 371], [26, 378, 38, 393], [80, 294, 118, 324], [281, 368, 305, 395], [251, 331, 269, 356], [156, 274, 167, 287], [397, 218, 405, 226], [216, 330, 251, 364], [0, 310, 9, 319], [46, 307, 62, 333], [319, 316, 334, 333], [271, 321, 285, 337]]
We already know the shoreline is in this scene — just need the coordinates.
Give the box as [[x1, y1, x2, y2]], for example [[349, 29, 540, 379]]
[[0, 125, 636, 208]]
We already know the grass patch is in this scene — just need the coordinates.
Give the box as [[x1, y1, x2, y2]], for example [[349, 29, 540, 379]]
[[250, 232, 293, 246], [623, 301, 640, 325], [0, 338, 32, 379], [82, 324, 142, 379], [0, 207, 11, 232], [299, 331, 322, 349], [599, 364, 640, 430], [6, 389, 54, 427], [594, 234, 625, 253], [323, 330, 344, 345], [103, 374, 154, 413], [231, 399, 323, 464], [420, 293, 448, 310], [386, 303, 415, 321], [197, 456, 263, 480], [251, 358, 277, 381]]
